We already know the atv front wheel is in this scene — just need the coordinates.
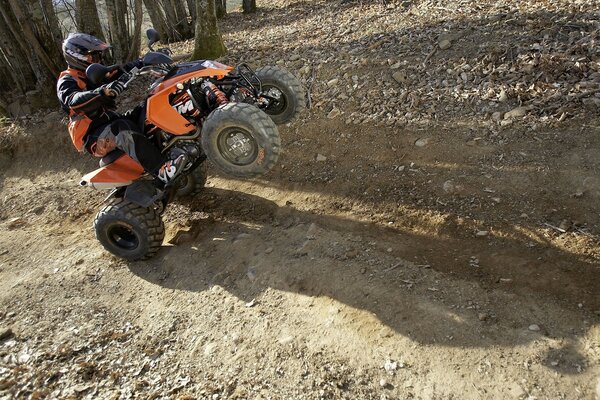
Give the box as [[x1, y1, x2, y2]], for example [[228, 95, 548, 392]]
[[256, 66, 306, 124], [201, 102, 280, 178], [94, 198, 164, 260], [175, 162, 208, 198]]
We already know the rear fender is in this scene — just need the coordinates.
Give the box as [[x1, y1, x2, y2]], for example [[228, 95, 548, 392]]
[[80, 154, 145, 190]]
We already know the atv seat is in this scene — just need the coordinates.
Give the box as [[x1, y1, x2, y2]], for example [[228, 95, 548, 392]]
[[99, 149, 125, 167]]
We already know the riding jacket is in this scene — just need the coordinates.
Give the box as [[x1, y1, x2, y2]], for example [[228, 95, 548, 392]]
[[56, 60, 142, 152]]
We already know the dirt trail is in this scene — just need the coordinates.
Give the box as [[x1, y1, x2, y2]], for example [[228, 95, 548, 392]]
[[1, 0, 600, 398]]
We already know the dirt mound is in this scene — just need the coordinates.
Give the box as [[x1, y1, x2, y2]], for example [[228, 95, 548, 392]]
[[0, 0, 599, 398]]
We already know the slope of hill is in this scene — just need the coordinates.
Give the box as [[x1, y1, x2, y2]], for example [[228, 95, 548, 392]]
[[0, 0, 598, 398]]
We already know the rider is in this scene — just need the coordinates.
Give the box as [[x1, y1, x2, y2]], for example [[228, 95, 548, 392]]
[[56, 32, 186, 184]]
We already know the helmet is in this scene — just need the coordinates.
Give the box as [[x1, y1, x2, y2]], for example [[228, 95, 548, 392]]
[[62, 33, 110, 70]]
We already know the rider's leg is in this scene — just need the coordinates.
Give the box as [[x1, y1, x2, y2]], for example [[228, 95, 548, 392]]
[[91, 119, 186, 183]]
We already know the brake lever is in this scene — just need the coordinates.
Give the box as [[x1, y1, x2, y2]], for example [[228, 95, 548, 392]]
[[120, 67, 139, 88]]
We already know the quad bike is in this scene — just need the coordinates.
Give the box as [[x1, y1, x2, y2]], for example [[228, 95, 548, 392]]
[[82, 28, 305, 261]]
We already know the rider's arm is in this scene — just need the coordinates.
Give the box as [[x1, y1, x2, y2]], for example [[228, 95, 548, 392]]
[[57, 74, 113, 116]]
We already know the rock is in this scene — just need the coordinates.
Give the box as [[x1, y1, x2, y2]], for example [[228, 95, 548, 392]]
[[558, 219, 571, 231], [500, 119, 513, 126], [0, 327, 14, 341], [476, 230, 489, 237], [327, 107, 342, 119], [316, 154, 327, 162], [439, 39, 452, 50], [384, 359, 398, 374], [379, 378, 388, 388], [504, 106, 531, 119], [478, 313, 489, 321], [264, 247, 273, 254], [26, 89, 56, 110], [246, 266, 257, 281], [345, 249, 359, 259], [327, 78, 339, 87], [72, 384, 91, 393], [204, 342, 217, 355], [392, 71, 407, 84], [414, 138, 429, 147], [7, 218, 27, 230], [528, 324, 540, 331], [7, 100, 31, 118], [278, 335, 294, 345], [492, 111, 503, 121], [306, 223, 318, 237], [443, 180, 459, 194], [289, 54, 301, 61], [507, 382, 526, 398], [498, 89, 508, 103]]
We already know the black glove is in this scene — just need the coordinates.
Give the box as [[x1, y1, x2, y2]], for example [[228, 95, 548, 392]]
[[102, 79, 126, 97]]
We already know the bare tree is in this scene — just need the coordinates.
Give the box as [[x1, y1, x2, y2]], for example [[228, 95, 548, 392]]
[[169, 0, 193, 38], [127, 0, 143, 60], [242, 0, 256, 13], [0, 0, 62, 109], [193, 0, 226, 60], [144, 0, 172, 42], [105, 0, 129, 62], [215, 0, 226, 18], [40, 0, 63, 46], [75, 0, 105, 40], [186, 0, 196, 22]]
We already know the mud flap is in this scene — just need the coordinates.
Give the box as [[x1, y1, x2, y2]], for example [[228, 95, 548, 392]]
[[124, 180, 163, 208]]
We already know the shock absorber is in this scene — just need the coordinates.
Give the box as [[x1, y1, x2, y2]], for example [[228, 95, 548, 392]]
[[201, 81, 229, 107]]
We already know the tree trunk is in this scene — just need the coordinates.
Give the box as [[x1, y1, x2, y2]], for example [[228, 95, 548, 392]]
[[144, 0, 171, 42], [25, 0, 63, 64], [161, 0, 182, 41], [105, 0, 129, 62], [6, 0, 61, 77], [186, 0, 196, 23], [127, 0, 143, 60], [0, 1, 36, 93], [40, 0, 63, 47], [215, 0, 226, 18], [193, 0, 226, 60], [242, 0, 256, 13], [75, 0, 105, 40], [170, 0, 192, 39]]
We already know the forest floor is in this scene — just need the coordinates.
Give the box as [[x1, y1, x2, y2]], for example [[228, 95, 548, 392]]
[[1, 0, 599, 399]]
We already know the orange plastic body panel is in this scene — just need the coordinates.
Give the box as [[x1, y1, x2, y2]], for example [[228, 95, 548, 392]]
[[82, 154, 145, 185], [146, 67, 233, 135]]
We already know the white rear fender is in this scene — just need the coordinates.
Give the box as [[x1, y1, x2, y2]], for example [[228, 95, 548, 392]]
[[79, 179, 132, 190]]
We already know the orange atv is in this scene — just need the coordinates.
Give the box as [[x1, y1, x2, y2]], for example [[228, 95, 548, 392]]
[[81, 29, 305, 260]]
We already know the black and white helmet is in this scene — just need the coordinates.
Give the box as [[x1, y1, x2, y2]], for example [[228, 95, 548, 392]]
[[62, 33, 110, 71]]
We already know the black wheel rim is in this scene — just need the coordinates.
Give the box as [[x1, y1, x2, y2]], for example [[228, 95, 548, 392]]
[[107, 223, 140, 251], [263, 86, 287, 115], [217, 127, 258, 166]]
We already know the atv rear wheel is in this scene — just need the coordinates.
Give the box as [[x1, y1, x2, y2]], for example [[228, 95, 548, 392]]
[[201, 102, 280, 178], [94, 198, 164, 260], [175, 162, 208, 198], [256, 66, 306, 124]]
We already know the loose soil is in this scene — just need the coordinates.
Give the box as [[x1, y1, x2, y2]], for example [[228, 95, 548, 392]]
[[1, 0, 599, 399]]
